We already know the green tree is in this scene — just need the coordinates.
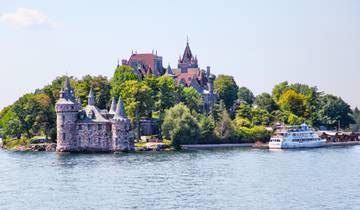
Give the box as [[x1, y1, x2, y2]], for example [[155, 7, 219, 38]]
[[162, 103, 200, 149], [254, 93, 278, 113], [238, 87, 255, 105], [0, 106, 21, 139], [118, 80, 153, 119], [10, 93, 55, 139], [110, 65, 138, 98], [32, 94, 55, 140], [234, 104, 272, 127], [214, 74, 239, 109], [11, 94, 38, 138], [352, 107, 360, 124], [181, 87, 204, 113], [144, 75, 159, 110], [75, 75, 111, 109], [289, 83, 321, 126], [198, 115, 215, 143], [272, 81, 289, 103], [317, 95, 354, 129], [287, 113, 304, 125], [251, 108, 272, 126], [156, 76, 177, 114], [236, 126, 270, 142], [278, 89, 308, 117], [214, 104, 235, 140]]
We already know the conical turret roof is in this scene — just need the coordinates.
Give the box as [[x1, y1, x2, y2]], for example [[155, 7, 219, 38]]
[[113, 96, 127, 119], [181, 41, 193, 63], [109, 97, 116, 114], [165, 64, 175, 77], [61, 77, 75, 101], [88, 88, 95, 106]]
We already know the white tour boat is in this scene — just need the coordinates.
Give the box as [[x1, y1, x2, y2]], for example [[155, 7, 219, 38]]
[[269, 124, 326, 149]]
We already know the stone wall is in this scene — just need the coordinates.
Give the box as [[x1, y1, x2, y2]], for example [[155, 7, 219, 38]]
[[112, 118, 133, 152], [76, 122, 112, 152], [139, 118, 160, 136], [56, 104, 79, 152]]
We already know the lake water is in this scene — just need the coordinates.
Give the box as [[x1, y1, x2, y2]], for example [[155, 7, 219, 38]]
[[0, 146, 360, 210]]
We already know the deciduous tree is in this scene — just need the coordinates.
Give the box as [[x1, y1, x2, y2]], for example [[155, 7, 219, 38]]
[[214, 75, 239, 109]]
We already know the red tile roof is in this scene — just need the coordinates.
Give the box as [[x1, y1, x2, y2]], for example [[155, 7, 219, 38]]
[[173, 68, 201, 86], [128, 53, 156, 70]]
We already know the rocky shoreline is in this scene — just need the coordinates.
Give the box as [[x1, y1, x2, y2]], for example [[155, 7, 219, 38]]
[[2, 141, 360, 152], [1, 142, 174, 152], [1, 143, 57, 152]]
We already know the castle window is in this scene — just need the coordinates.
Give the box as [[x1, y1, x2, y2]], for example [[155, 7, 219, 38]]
[[98, 124, 102, 130], [62, 133, 66, 140], [78, 125, 82, 130], [62, 115, 65, 122]]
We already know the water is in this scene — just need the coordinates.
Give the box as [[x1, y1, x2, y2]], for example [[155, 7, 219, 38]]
[[0, 147, 360, 210]]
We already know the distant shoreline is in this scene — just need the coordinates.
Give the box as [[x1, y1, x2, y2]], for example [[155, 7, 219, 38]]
[[182, 141, 360, 150]]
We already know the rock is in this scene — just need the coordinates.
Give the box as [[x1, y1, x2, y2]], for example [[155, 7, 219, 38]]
[[45, 143, 56, 152]]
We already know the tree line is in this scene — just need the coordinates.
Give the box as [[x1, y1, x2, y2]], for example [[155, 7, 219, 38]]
[[0, 65, 358, 148]]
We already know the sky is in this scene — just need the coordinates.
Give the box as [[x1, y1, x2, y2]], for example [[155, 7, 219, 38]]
[[0, 0, 359, 110]]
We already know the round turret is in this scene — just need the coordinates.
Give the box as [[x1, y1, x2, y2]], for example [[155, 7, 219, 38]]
[[55, 78, 81, 152]]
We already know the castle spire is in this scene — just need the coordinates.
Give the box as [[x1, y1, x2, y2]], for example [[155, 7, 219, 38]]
[[88, 88, 95, 106], [181, 40, 193, 64], [62, 77, 75, 100], [109, 97, 116, 114], [114, 96, 127, 119], [63, 77, 72, 91], [165, 64, 175, 76]]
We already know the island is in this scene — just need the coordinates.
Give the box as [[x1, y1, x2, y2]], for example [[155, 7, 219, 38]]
[[1, 41, 360, 152]]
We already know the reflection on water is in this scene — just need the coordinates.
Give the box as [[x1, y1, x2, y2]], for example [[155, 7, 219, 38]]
[[0, 146, 360, 210]]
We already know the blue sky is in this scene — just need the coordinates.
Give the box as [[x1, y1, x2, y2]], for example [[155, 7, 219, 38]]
[[0, 0, 359, 110]]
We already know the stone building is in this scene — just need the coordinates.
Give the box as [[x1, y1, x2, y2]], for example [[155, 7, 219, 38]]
[[121, 51, 165, 79], [168, 41, 217, 112], [55, 78, 134, 153], [120, 41, 217, 112]]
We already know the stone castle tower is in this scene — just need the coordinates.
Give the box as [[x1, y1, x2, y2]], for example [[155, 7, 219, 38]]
[[55, 78, 134, 153], [55, 78, 81, 152]]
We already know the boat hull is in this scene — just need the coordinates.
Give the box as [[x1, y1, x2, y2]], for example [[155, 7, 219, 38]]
[[269, 139, 326, 149]]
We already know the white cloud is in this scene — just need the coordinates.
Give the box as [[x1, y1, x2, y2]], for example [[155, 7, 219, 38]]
[[0, 8, 58, 29]]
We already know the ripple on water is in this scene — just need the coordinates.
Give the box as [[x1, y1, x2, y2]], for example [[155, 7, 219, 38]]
[[0, 146, 360, 209]]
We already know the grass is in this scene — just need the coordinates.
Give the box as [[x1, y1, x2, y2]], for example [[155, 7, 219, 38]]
[[2, 138, 31, 149], [135, 139, 172, 148], [2, 135, 49, 149], [135, 142, 147, 148]]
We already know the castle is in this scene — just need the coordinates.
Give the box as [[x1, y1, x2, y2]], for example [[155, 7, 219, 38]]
[[122, 41, 217, 112], [55, 78, 134, 153]]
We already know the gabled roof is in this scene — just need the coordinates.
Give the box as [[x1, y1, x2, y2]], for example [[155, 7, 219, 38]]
[[80, 105, 109, 123]]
